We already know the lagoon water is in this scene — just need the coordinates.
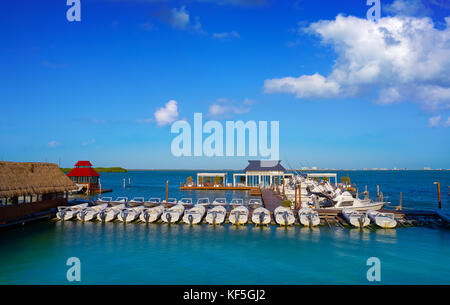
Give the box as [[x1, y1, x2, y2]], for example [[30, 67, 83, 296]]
[[1, 170, 449, 284]]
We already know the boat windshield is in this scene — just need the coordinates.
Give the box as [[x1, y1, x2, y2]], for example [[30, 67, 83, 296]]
[[197, 198, 210, 204], [149, 198, 161, 203], [215, 198, 226, 204]]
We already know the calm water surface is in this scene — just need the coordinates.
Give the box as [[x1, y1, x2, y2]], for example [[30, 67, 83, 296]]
[[0, 170, 449, 284]]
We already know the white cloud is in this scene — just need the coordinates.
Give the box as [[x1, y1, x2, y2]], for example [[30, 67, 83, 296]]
[[82, 138, 96, 146], [264, 14, 450, 113], [48, 140, 60, 148], [170, 6, 190, 29], [208, 98, 252, 117], [429, 115, 441, 127], [445, 116, 450, 127], [212, 31, 240, 40], [384, 0, 432, 17], [163, 6, 206, 34], [154, 100, 179, 126]]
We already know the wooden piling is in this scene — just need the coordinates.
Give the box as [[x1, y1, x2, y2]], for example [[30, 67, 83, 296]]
[[282, 180, 285, 201], [166, 180, 169, 208], [298, 182, 302, 208], [397, 192, 402, 211], [435, 182, 442, 209], [294, 185, 297, 209]]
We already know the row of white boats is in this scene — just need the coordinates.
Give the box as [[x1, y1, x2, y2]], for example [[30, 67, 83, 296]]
[[56, 201, 397, 228]]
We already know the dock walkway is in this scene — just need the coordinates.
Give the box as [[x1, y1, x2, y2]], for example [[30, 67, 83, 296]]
[[261, 189, 282, 212]]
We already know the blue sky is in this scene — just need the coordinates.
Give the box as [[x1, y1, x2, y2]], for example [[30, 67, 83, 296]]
[[1, 0, 450, 169]]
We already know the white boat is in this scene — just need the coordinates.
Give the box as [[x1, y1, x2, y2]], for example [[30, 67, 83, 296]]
[[117, 206, 145, 223], [205, 206, 226, 225], [212, 198, 227, 206], [248, 198, 263, 209], [145, 198, 161, 207], [196, 198, 210, 207], [326, 192, 384, 211], [229, 206, 249, 225], [95, 197, 112, 205], [77, 204, 107, 222], [161, 198, 178, 206], [140, 205, 165, 223], [56, 203, 89, 220], [298, 208, 321, 227], [183, 205, 206, 225], [97, 204, 125, 222], [342, 209, 370, 227], [437, 209, 450, 223], [274, 206, 295, 226], [178, 198, 193, 206], [128, 197, 145, 207], [109, 197, 128, 206], [229, 198, 244, 207], [367, 210, 397, 228], [251, 207, 271, 225], [161, 204, 185, 223]]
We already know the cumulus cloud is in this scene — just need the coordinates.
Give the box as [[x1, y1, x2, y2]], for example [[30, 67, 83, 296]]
[[429, 115, 441, 127], [264, 14, 450, 114], [154, 100, 179, 126], [384, 0, 432, 17], [153, 6, 206, 34], [208, 98, 252, 117], [212, 31, 240, 40], [48, 140, 60, 148], [445, 116, 450, 127]]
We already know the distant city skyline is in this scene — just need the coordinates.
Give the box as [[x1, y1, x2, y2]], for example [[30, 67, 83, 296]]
[[1, 0, 450, 169]]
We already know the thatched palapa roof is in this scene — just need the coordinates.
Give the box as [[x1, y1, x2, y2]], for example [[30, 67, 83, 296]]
[[0, 161, 76, 198]]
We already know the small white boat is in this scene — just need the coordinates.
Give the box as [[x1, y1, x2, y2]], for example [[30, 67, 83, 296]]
[[368, 210, 397, 228], [183, 205, 206, 225], [95, 197, 112, 205], [205, 206, 226, 225], [437, 209, 450, 223], [77, 204, 108, 222], [161, 198, 178, 206], [117, 206, 145, 223], [229, 198, 244, 207], [109, 197, 128, 206], [140, 205, 165, 223], [298, 208, 320, 227], [97, 204, 125, 222], [212, 198, 227, 206], [178, 198, 193, 206], [56, 203, 89, 220], [161, 204, 185, 223], [251, 207, 271, 225], [229, 206, 249, 225], [342, 209, 370, 227], [326, 192, 384, 211], [196, 198, 210, 207], [274, 206, 295, 226], [128, 197, 145, 207], [248, 198, 263, 209], [145, 198, 161, 207]]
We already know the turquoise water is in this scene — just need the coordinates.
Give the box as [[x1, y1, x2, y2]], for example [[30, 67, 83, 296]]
[[0, 170, 449, 284]]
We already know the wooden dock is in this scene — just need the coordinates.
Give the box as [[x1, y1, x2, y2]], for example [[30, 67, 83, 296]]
[[180, 186, 257, 191], [261, 189, 282, 212]]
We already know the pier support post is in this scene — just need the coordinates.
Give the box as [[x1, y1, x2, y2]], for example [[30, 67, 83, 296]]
[[434, 182, 442, 209], [294, 185, 297, 209], [298, 182, 302, 208], [166, 180, 169, 208], [397, 192, 402, 211]]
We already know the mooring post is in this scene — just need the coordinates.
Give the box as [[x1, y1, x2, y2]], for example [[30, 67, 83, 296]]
[[298, 182, 302, 208], [434, 182, 442, 209], [377, 185, 380, 200], [294, 185, 298, 209], [166, 180, 169, 208], [123, 178, 125, 189], [398, 192, 402, 211], [282, 179, 285, 201]]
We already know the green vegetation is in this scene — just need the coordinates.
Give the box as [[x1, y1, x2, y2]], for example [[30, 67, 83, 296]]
[[341, 176, 351, 185], [60, 167, 128, 173], [281, 200, 292, 208]]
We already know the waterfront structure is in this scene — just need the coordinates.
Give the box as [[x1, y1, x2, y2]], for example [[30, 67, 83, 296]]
[[196, 172, 228, 186], [233, 160, 293, 188], [66, 161, 100, 193], [0, 161, 75, 225]]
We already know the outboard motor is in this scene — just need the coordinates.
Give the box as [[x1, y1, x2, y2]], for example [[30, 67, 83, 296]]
[[144, 211, 150, 223], [166, 212, 172, 224], [259, 212, 265, 224], [121, 209, 129, 223], [282, 212, 288, 226], [358, 214, 365, 228], [58, 209, 66, 221], [212, 211, 217, 225], [99, 210, 106, 222], [80, 209, 87, 222], [188, 214, 193, 225], [307, 213, 313, 227]]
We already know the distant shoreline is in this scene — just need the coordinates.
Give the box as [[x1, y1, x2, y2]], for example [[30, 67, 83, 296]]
[[125, 169, 450, 172], [60, 167, 128, 173]]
